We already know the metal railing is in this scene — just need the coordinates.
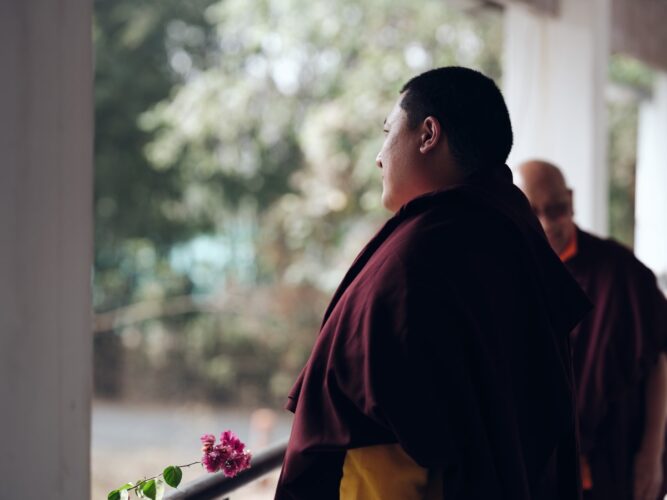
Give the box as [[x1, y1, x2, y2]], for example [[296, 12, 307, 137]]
[[164, 439, 288, 500]]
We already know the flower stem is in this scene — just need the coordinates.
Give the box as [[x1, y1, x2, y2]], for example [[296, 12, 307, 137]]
[[127, 461, 201, 492]]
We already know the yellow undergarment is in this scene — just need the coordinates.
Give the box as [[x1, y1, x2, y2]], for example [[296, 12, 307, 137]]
[[339, 443, 443, 500]]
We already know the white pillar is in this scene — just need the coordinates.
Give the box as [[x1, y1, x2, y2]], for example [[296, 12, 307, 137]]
[[635, 73, 667, 286], [503, 0, 610, 235], [0, 2, 93, 499]]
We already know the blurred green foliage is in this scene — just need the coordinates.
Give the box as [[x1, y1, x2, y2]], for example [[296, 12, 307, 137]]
[[93, 0, 504, 405], [94, 0, 219, 313], [607, 54, 656, 247], [138, 0, 503, 289], [609, 55, 655, 94], [94, 1, 650, 405], [608, 100, 638, 247]]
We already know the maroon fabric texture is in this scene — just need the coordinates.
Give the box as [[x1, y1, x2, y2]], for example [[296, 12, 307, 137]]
[[275, 166, 591, 500], [566, 229, 667, 500]]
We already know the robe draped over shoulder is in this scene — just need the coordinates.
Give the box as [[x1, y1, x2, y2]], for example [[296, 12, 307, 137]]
[[275, 166, 591, 500], [566, 228, 667, 500]]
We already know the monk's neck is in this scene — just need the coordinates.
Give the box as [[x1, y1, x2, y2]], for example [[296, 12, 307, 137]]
[[558, 228, 578, 262]]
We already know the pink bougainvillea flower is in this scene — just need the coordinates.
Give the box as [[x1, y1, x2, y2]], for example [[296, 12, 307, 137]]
[[200, 434, 216, 453], [200, 431, 251, 476], [202, 448, 223, 473], [222, 450, 252, 478], [214, 444, 233, 462], [220, 430, 245, 454]]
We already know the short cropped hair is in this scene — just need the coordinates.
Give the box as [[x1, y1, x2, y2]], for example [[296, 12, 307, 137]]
[[400, 66, 513, 176]]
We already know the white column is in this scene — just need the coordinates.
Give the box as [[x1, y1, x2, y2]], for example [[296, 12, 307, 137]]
[[503, 0, 610, 235], [0, 2, 93, 499], [635, 73, 667, 286]]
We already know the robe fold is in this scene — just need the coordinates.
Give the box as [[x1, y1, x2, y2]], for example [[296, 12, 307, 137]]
[[566, 228, 667, 500], [275, 165, 591, 500]]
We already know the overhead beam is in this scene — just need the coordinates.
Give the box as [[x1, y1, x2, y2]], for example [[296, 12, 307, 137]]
[[489, 0, 560, 16], [494, 0, 667, 72], [612, 0, 667, 73]]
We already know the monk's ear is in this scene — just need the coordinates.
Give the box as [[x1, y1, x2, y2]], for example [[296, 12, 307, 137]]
[[419, 116, 441, 154]]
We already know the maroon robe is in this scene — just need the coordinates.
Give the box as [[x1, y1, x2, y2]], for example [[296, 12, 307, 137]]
[[566, 228, 667, 500], [275, 165, 591, 500]]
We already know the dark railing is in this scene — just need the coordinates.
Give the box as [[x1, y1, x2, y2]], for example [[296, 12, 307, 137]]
[[164, 439, 288, 500]]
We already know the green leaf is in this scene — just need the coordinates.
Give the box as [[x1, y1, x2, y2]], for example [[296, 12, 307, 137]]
[[163, 466, 183, 488], [108, 490, 121, 500], [155, 478, 165, 500], [142, 479, 157, 500], [115, 483, 133, 500]]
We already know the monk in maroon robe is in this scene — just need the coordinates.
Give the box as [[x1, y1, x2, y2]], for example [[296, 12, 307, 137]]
[[519, 160, 667, 500], [275, 67, 591, 500]]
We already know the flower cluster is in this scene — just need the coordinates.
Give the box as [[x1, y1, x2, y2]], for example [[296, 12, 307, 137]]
[[200, 430, 252, 477], [108, 430, 251, 500]]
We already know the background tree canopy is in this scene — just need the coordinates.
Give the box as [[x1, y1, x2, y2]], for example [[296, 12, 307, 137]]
[[94, 0, 503, 405], [94, 0, 646, 405]]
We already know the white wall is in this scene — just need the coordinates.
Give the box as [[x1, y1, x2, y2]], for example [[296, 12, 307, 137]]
[[635, 73, 667, 284], [0, 1, 93, 499], [503, 0, 611, 235]]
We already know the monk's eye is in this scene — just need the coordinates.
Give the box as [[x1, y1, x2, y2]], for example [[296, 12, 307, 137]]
[[544, 203, 569, 220]]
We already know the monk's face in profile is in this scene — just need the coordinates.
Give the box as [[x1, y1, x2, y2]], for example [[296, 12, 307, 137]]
[[375, 94, 424, 213], [519, 161, 576, 255]]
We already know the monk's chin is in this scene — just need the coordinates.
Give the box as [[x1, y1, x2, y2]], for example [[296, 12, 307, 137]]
[[548, 238, 567, 255], [381, 194, 397, 213]]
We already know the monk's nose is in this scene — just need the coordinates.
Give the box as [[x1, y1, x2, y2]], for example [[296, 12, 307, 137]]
[[375, 152, 382, 169]]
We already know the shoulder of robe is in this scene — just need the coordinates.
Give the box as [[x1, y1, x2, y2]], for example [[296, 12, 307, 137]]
[[580, 230, 641, 267], [582, 230, 660, 286]]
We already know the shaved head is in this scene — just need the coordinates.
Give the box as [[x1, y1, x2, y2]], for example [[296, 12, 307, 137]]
[[518, 160, 568, 195], [518, 159, 576, 255]]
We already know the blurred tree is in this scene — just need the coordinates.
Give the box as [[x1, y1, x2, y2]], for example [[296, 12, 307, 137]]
[[94, 0, 219, 313], [94, 0, 219, 397], [94, 0, 503, 404], [607, 55, 655, 247], [142, 0, 502, 288]]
